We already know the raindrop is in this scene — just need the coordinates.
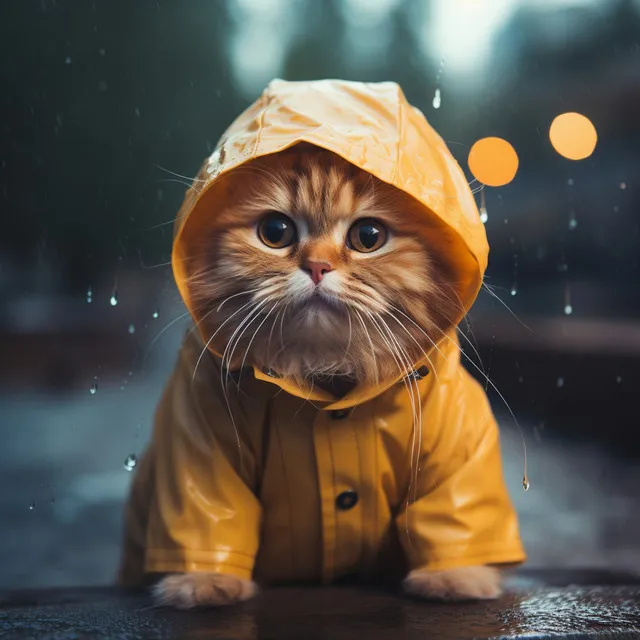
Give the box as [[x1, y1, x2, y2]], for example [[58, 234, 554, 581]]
[[432, 88, 441, 109], [50, 498, 55, 505], [558, 262, 568, 272], [620, 182, 627, 190], [479, 189, 488, 224], [90, 382, 98, 395], [110, 291, 118, 307], [518, 375, 524, 383], [86, 286, 93, 303], [134, 107, 141, 118], [64, 56, 72, 65], [568, 210, 577, 230], [98, 81, 107, 92], [124, 454, 137, 471], [564, 284, 572, 315], [567, 178, 574, 186], [522, 476, 530, 492], [510, 285, 517, 297], [616, 375, 623, 384], [556, 376, 565, 388], [613, 205, 620, 213], [152, 309, 159, 319], [99, 48, 106, 56], [157, 188, 163, 202], [29, 502, 36, 510], [128, 324, 136, 335]]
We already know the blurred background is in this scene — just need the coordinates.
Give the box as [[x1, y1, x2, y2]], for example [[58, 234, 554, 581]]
[[1, 0, 639, 588]]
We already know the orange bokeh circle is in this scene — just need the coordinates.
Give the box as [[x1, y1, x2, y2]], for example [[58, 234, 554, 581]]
[[549, 112, 597, 160], [468, 137, 519, 187]]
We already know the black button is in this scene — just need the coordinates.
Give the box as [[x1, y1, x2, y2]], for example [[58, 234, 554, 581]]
[[331, 409, 350, 420], [335, 490, 359, 511]]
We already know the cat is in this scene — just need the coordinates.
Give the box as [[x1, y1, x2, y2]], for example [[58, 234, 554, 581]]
[[151, 147, 503, 608]]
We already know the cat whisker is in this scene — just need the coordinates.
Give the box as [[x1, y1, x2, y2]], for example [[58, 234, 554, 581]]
[[192, 297, 266, 382], [154, 163, 208, 184], [431, 324, 528, 487], [365, 310, 422, 547], [481, 282, 533, 332], [238, 302, 279, 382], [352, 309, 379, 386]]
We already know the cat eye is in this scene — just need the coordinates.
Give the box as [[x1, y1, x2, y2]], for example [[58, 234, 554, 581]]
[[347, 218, 388, 253], [257, 212, 297, 249]]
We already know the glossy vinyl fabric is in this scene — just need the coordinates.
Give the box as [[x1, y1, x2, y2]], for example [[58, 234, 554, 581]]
[[118, 79, 525, 587]]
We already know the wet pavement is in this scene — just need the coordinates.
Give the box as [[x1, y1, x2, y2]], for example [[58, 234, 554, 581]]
[[1, 571, 640, 639]]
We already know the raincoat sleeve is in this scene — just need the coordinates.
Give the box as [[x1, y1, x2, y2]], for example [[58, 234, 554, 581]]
[[396, 333, 526, 573], [121, 331, 264, 583]]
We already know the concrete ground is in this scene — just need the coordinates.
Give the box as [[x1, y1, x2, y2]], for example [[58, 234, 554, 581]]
[[2, 571, 640, 639]]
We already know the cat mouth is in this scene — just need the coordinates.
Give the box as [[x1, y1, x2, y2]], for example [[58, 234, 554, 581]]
[[303, 291, 342, 312]]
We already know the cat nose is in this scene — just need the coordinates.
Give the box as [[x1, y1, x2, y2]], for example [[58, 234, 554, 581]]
[[302, 260, 333, 285]]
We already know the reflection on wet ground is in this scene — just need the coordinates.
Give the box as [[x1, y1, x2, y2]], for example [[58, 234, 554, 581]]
[[2, 579, 640, 639]]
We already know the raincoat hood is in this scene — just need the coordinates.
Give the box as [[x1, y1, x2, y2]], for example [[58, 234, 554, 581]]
[[172, 79, 489, 408]]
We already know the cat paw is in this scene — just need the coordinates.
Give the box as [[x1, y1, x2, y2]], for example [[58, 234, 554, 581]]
[[403, 566, 502, 602], [152, 573, 258, 609]]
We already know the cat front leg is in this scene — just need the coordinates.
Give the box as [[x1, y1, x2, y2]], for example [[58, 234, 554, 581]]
[[153, 572, 258, 609], [402, 565, 502, 602]]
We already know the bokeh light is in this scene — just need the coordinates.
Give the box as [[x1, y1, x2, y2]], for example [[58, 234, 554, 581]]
[[468, 136, 519, 187], [549, 112, 598, 160]]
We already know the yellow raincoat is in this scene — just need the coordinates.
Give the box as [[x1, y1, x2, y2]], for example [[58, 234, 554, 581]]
[[118, 79, 525, 587]]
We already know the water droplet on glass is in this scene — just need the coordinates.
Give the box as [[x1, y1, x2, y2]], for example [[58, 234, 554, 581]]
[[522, 476, 530, 492], [86, 286, 93, 303], [613, 205, 620, 213], [557, 376, 565, 388], [152, 309, 159, 319], [134, 107, 141, 118], [99, 48, 106, 56], [479, 207, 488, 224], [616, 375, 622, 384], [90, 382, 98, 395], [128, 324, 136, 335], [510, 285, 517, 296], [110, 292, 118, 306], [65, 56, 72, 65], [124, 454, 137, 471], [29, 502, 36, 510], [432, 88, 441, 109], [568, 211, 577, 230], [567, 178, 574, 186], [564, 304, 573, 315], [620, 182, 627, 190]]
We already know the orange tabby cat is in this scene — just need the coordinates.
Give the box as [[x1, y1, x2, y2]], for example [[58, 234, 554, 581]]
[[154, 150, 499, 607], [119, 79, 525, 609]]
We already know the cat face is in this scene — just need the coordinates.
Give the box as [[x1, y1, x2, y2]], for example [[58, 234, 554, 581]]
[[187, 147, 458, 389]]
